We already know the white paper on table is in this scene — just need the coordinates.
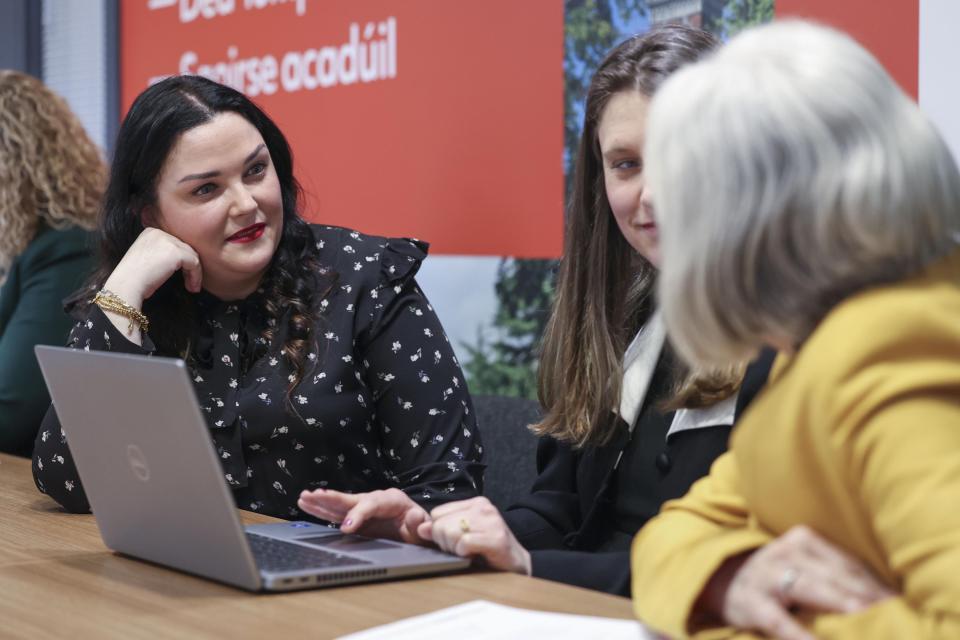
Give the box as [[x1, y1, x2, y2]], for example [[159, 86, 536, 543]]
[[337, 599, 662, 640]]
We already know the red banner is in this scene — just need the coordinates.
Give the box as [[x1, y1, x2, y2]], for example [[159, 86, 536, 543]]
[[121, 0, 564, 257], [776, 0, 919, 98]]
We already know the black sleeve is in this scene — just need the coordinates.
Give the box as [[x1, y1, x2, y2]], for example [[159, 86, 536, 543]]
[[501, 436, 583, 550], [32, 305, 153, 513], [530, 549, 631, 597], [357, 238, 484, 509], [504, 437, 633, 594]]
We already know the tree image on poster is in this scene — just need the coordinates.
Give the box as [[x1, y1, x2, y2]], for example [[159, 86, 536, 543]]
[[712, 0, 774, 37]]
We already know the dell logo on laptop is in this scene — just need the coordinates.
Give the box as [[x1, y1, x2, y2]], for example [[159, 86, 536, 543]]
[[126, 444, 151, 482]]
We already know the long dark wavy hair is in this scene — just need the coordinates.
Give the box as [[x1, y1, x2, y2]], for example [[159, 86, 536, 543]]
[[84, 75, 333, 398], [533, 25, 740, 448]]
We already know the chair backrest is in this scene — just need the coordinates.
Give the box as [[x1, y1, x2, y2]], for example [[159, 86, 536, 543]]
[[473, 394, 542, 511]]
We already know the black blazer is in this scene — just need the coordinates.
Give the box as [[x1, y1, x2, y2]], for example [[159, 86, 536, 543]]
[[502, 349, 776, 596]]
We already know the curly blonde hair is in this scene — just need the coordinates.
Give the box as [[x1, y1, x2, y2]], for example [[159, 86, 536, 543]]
[[0, 71, 105, 270]]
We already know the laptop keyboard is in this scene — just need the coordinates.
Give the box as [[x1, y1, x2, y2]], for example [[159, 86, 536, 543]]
[[246, 532, 372, 573]]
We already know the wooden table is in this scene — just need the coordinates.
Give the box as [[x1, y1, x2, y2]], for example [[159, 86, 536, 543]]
[[0, 453, 635, 638]]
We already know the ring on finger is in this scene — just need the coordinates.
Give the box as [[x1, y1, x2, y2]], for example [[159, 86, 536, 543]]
[[779, 567, 800, 597], [459, 518, 470, 533]]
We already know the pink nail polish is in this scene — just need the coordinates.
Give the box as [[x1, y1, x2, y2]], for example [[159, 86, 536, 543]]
[[344, 518, 353, 527]]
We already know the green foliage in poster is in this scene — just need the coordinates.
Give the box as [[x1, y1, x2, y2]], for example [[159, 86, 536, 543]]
[[462, 259, 557, 399], [714, 0, 775, 38]]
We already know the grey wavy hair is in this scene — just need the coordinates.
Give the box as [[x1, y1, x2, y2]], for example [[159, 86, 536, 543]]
[[645, 20, 960, 367]]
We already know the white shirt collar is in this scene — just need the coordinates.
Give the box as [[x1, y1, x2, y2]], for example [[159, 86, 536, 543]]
[[666, 395, 737, 440], [618, 312, 665, 431], [618, 311, 737, 440]]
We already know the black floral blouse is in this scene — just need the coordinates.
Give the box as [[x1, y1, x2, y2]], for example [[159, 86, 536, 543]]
[[32, 225, 484, 520]]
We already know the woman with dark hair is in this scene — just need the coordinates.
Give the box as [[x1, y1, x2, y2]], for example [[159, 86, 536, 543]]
[[32, 75, 483, 523], [0, 71, 103, 455], [301, 25, 764, 594]]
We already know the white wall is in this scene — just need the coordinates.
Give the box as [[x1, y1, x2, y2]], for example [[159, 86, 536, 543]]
[[920, 0, 960, 165], [42, 0, 110, 152]]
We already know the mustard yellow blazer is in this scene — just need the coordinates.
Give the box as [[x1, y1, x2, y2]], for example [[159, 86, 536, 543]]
[[631, 252, 960, 639]]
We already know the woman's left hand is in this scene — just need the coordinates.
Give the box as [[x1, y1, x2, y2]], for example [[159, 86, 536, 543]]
[[418, 497, 532, 575], [297, 488, 430, 545], [697, 525, 894, 640]]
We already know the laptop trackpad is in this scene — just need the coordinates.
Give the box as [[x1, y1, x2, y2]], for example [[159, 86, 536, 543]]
[[297, 534, 399, 552]]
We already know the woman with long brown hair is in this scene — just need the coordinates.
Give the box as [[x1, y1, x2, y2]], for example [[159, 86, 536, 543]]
[[300, 24, 757, 592], [0, 71, 103, 455]]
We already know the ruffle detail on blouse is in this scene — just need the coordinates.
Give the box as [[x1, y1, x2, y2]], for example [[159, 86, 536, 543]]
[[379, 237, 429, 286]]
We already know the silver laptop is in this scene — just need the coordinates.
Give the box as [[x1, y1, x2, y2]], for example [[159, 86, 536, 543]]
[[35, 345, 469, 592]]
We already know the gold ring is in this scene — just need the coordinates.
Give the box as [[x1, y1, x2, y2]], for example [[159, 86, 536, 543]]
[[459, 518, 470, 533]]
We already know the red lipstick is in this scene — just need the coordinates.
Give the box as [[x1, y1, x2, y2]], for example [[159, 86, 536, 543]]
[[227, 223, 266, 243]]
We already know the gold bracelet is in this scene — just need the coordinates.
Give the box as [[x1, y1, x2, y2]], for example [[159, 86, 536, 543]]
[[92, 289, 149, 333]]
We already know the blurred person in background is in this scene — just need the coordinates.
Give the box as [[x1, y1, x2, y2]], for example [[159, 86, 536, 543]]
[[0, 71, 101, 456]]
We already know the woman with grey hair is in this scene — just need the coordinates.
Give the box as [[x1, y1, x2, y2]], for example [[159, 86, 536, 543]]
[[632, 20, 960, 640]]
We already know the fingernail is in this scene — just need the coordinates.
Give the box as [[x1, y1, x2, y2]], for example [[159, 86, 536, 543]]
[[344, 518, 353, 527]]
